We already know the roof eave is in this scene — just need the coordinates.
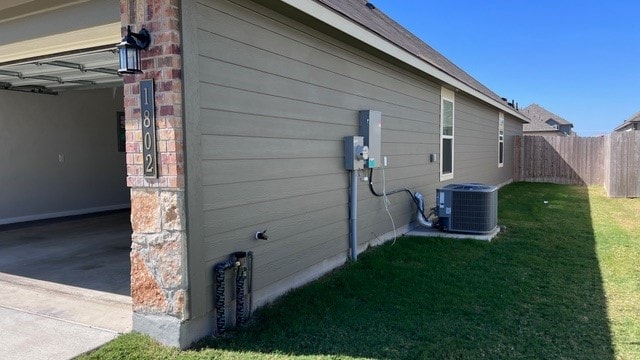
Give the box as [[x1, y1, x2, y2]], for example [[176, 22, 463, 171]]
[[279, 0, 529, 123], [613, 122, 630, 132]]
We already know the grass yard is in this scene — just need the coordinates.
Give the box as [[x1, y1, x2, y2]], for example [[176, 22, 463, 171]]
[[81, 183, 639, 359]]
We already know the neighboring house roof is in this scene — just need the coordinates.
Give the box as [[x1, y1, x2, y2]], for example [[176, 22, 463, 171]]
[[521, 104, 574, 133], [522, 118, 560, 133], [613, 111, 640, 132], [310, 0, 528, 122]]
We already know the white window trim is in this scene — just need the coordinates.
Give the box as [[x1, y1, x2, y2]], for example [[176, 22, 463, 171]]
[[440, 87, 455, 181], [498, 112, 505, 168]]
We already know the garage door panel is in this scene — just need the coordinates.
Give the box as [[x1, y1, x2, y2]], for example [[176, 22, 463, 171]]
[[0, 0, 120, 64]]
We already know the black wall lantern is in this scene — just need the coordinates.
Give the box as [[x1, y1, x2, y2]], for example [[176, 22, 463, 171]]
[[117, 26, 151, 74]]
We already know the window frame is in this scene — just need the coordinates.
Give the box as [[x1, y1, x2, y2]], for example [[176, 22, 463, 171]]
[[498, 112, 504, 168], [440, 87, 455, 181]]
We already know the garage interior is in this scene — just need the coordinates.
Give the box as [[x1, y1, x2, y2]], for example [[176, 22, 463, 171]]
[[0, 47, 132, 333]]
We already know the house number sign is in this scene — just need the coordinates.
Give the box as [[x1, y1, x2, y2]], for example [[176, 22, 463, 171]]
[[140, 79, 158, 178]]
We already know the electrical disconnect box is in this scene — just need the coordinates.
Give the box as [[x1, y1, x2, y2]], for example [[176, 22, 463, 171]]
[[359, 110, 381, 168], [344, 136, 369, 170]]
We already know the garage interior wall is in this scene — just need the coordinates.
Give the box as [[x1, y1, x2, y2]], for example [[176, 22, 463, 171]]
[[0, 87, 129, 224]]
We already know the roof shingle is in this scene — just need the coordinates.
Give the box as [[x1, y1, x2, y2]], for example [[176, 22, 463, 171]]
[[521, 104, 573, 133], [314, 0, 508, 105], [613, 111, 640, 131]]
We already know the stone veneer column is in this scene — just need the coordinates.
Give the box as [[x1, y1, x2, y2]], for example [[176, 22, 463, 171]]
[[120, 0, 189, 345]]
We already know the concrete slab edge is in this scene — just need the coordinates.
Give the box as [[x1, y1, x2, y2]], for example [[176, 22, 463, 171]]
[[0, 273, 131, 305], [406, 224, 501, 241], [0, 203, 130, 225], [0, 303, 120, 335]]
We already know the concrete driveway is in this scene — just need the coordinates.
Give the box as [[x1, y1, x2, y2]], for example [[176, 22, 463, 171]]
[[0, 211, 132, 360]]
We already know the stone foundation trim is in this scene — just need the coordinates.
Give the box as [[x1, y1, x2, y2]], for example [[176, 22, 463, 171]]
[[130, 188, 187, 318]]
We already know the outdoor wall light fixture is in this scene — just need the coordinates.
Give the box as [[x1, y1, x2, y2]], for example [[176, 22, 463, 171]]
[[117, 26, 151, 74]]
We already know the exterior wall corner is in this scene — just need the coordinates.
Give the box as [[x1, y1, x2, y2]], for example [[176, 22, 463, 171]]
[[120, 0, 190, 337]]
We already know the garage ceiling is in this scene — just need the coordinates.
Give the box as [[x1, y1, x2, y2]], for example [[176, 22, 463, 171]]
[[0, 48, 122, 94]]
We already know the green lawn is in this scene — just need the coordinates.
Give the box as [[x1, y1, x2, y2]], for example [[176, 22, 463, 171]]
[[81, 183, 639, 359]]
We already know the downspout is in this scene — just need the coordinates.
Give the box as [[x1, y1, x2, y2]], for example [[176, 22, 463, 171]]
[[413, 192, 434, 227], [349, 169, 358, 261]]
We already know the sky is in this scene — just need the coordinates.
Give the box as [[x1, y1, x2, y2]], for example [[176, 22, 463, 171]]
[[372, 0, 640, 136]]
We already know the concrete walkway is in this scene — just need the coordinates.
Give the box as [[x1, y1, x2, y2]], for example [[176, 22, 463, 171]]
[[0, 273, 132, 360], [0, 212, 133, 359]]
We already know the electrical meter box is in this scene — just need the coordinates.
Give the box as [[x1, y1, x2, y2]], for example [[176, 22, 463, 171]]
[[359, 110, 381, 168], [344, 136, 369, 170]]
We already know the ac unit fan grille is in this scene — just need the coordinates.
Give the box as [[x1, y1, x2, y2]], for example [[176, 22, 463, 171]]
[[450, 190, 498, 232]]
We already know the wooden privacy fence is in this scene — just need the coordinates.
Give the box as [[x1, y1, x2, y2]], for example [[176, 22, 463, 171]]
[[514, 132, 640, 198], [604, 132, 640, 197]]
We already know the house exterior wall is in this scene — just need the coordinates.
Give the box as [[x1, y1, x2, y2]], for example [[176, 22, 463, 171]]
[[0, 88, 129, 224], [0, 0, 525, 349], [455, 93, 519, 183], [181, 0, 522, 340], [559, 124, 573, 135]]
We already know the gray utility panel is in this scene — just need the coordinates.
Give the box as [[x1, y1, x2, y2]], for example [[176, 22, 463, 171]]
[[343, 135, 368, 170]]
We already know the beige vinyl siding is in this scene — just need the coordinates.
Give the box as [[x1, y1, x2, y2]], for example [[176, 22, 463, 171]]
[[453, 93, 518, 185], [186, 0, 522, 318]]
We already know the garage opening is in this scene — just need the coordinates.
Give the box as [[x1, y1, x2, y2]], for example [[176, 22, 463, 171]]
[[0, 48, 132, 333]]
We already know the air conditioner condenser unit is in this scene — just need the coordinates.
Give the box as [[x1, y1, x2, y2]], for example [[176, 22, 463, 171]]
[[435, 183, 498, 234]]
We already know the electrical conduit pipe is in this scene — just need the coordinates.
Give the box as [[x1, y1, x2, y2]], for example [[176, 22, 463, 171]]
[[413, 192, 434, 228], [349, 169, 358, 261]]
